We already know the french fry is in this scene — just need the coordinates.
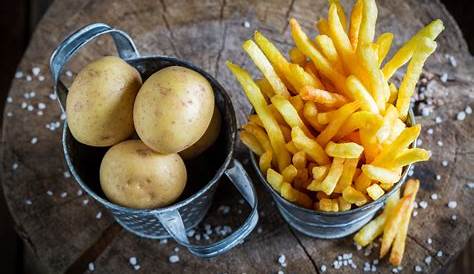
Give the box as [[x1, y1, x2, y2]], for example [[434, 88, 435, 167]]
[[375, 32, 394, 66], [316, 101, 361, 147], [294, 168, 310, 190], [243, 123, 272, 152], [286, 63, 325, 92], [346, 75, 380, 114], [366, 184, 385, 200], [396, 38, 437, 120], [389, 179, 420, 265], [282, 164, 298, 183], [325, 141, 364, 159], [360, 126, 381, 163], [303, 62, 325, 89], [372, 125, 421, 167], [227, 62, 291, 171], [314, 35, 345, 74], [376, 104, 399, 143], [267, 168, 284, 192], [334, 157, 359, 193], [388, 148, 431, 168], [271, 95, 315, 138], [354, 172, 372, 193], [318, 157, 345, 195], [357, 0, 378, 47], [382, 19, 444, 80], [342, 185, 368, 204], [303, 101, 325, 132], [319, 198, 339, 212], [292, 127, 330, 165], [240, 130, 264, 156], [329, 0, 347, 31], [290, 18, 352, 98], [300, 86, 348, 108], [328, 3, 353, 63], [384, 118, 406, 145], [289, 95, 305, 112], [285, 141, 299, 155], [255, 78, 275, 99], [353, 189, 400, 246], [279, 124, 292, 142], [242, 40, 290, 97], [292, 151, 307, 169], [362, 164, 401, 184], [380, 194, 412, 258], [281, 182, 312, 208], [268, 104, 287, 125], [289, 47, 307, 65], [335, 110, 383, 140], [259, 150, 273, 173], [338, 196, 352, 211], [248, 114, 263, 127], [316, 18, 330, 36], [348, 0, 363, 49], [388, 82, 398, 105]]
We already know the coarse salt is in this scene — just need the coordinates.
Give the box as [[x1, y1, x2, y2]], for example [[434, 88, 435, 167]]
[[32, 67, 40, 76], [437, 141, 443, 147], [321, 265, 327, 272], [425, 256, 432, 265], [278, 254, 286, 267], [160, 239, 168, 244], [26, 75, 32, 81], [243, 21, 250, 28], [441, 160, 448, 167], [452, 215, 457, 220], [413, 210, 418, 217], [31, 137, 38, 144], [64, 171, 71, 178], [83, 199, 89, 205], [66, 70, 73, 77], [437, 250, 443, 257], [96, 212, 102, 219], [133, 265, 141, 271], [448, 201, 457, 209], [419, 201, 428, 209], [38, 103, 46, 110], [427, 128, 434, 135], [12, 163, 18, 170], [129, 257, 137, 265], [440, 73, 448, 83], [47, 190, 53, 196], [465, 106, 472, 114], [38, 75, 45, 81], [414, 265, 422, 272], [467, 182, 474, 189], [457, 111, 466, 121], [27, 105, 34, 111], [427, 238, 432, 244], [431, 193, 438, 200], [436, 174, 441, 181], [435, 116, 442, 124], [88, 262, 95, 272], [15, 71, 24, 78], [169, 255, 179, 263], [25, 199, 32, 205], [417, 139, 423, 146], [60, 192, 67, 198], [77, 189, 83, 196], [7, 112, 12, 117], [7, 96, 12, 103], [49, 93, 57, 100]]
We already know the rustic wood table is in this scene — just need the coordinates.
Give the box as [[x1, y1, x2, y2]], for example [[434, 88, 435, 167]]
[[2, 0, 473, 273]]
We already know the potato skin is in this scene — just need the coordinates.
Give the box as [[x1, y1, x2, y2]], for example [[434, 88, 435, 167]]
[[179, 106, 221, 160], [100, 140, 187, 209], [66, 56, 142, 147], [133, 66, 215, 154]]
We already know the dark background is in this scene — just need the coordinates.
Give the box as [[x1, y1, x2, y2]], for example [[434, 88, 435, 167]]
[[0, 1, 472, 273]]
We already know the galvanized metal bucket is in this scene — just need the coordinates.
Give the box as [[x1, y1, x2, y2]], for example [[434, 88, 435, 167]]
[[250, 112, 416, 239], [49, 23, 258, 257]]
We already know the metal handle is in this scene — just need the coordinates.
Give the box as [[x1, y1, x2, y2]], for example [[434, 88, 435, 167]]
[[157, 159, 259, 258], [49, 23, 140, 111]]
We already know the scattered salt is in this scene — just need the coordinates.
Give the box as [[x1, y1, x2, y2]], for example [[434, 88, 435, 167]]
[[77, 189, 83, 196], [64, 171, 71, 178], [133, 265, 141, 271], [440, 73, 448, 83], [465, 106, 472, 115], [437, 140, 443, 147], [413, 210, 418, 217], [38, 75, 45, 81], [25, 199, 32, 205], [88, 262, 95, 272], [129, 257, 137, 265], [47, 190, 53, 196], [65, 70, 73, 77], [26, 75, 32, 81], [437, 250, 443, 257], [441, 160, 448, 167], [448, 201, 457, 209], [431, 193, 438, 200], [243, 21, 250, 28], [278, 254, 286, 267], [467, 182, 474, 189], [15, 71, 23, 78], [419, 201, 428, 209], [32, 67, 40, 76], [427, 238, 432, 245], [49, 93, 57, 100], [452, 215, 457, 221], [435, 116, 442, 124], [30, 137, 38, 144], [169, 255, 179, 263], [457, 111, 466, 121], [27, 105, 34, 111], [83, 199, 89, 205], [160, 239, 168, 244], [12, 163, 18, 170], [38, 103, 46, 110], [321, 265, 327, 272], [414, 265, 422, 272], [60, 192, 67, 198], [425, 256, 432, 265], [427, 128, 434, 135], [96, 212, 102, 219], [436, 174, 441, 181], [7, 96, 12, 103]]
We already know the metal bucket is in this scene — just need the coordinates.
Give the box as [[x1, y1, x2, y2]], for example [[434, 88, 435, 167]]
[[49, 23, 258, 257], [250, 112, 416, 239]]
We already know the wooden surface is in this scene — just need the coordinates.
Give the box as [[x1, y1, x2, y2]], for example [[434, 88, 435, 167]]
[[1, 0, 474, 273]]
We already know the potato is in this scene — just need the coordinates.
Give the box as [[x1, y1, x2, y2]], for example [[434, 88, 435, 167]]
[[100, 140, 187, 209], [66, 56, 141, 146], [179, 106, 221, 160], [133, 66, 215, 154]]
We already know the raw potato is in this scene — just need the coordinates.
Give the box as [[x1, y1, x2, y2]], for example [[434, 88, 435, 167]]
[[100, 140, 187, 209], [134, 66, 215, 154], [180, 106, 221, 160], [66, 56, 142, 146]]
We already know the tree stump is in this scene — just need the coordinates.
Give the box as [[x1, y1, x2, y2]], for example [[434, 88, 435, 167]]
[[1, 0, 473, 273]]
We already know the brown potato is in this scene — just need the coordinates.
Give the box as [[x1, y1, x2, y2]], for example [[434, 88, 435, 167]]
[[66, 56, 141, 146], [133, 66, 215, 154], [179, 106, 221, 160], [100, 140, 187, 209]]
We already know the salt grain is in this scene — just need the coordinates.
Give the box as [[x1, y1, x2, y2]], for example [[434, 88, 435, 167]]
[[437, 250, 443, 257], [417, 139, 423, 146], [37, 111, 43, 116], [218, 205, 231, 215], [60, 192, 67, 198], [413, 210, 418, 217], [427, 128, 434, 135], [437, 140, 443, 147], [96, 212, 102, 219], [321, 265, 327, 272], [49, 93, 57, 100], [64, 171, 71, 178], [419, 201, 428, 209], [25, 199, 32, 205], [278, 254, 286, 267], [467, 182, 474, 189], [27, 105, 34, 111], [160, 239, 168, 244], [448, 55, 457, 67], [77, 189, 83, 196], [38, 75, 45, 82], [415, 265, 422, 272], [441, 160, 448, 167], [452, 215, 457, 220], [7, 96, 12, 103], [435, 116, 442, 124], [29, 91, 36, 97], [431, 193, 438, 200], [169, 255, 180, 263], [7, 112, 12, 117], [30, 137, 38, 144], [32, 67, 40, 76], [174, 247, 179, 252], [26, 75, 32, 81], [457, 111, 466, 121], [38, 103, 46, 110], [243, 21, 250, 28], [440, 73, 448, 83], [129, 257, 137, 265], [66, 70, 73, 77], [12, 163, 18, 170], [427, 238, 432, 244], [15, 71, 24, 78], [448, 201, 457, 209], [133, 265, 140, 271], [83, 199, 89, 205], [47, 190, 53, 196], [88, 262, 95, 272], [436, 174, 441, 181], [425, 256, 432, 265], [465, 106, 472, 114]]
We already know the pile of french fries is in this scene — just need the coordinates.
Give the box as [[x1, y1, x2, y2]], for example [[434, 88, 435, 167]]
[[354, 179, 419, 265], [227, 0, 442, 212]]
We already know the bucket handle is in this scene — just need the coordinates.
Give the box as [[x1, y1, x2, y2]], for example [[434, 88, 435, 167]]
[[157, 159, 259, 258], [49, 23, 140, 112]]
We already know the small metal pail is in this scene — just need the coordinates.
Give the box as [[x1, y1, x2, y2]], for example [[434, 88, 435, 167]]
[[250, 112, 416, 239], [49, 23, 258, 257]]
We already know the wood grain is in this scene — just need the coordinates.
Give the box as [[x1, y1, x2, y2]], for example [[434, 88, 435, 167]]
[[1, 0, 473, 273]]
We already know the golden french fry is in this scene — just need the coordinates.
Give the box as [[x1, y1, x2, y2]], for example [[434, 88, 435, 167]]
[[318, 157, 345, 195], [353, 189, 400, 246], [388, 82, 398, 105], [376, 104, 399, 143], [389, 148, 431, 169], [314, 35, 345, 74], [316, 101, 361, 147], [338, 196, 352, 211], [349, 0, 363, 49], [268, 104, 287, 125], [248, 114, 264, 127], [357, 0, 377, 46], [316, 18, 330, 36], [255, 78, 275, 99], [290, 18, 352, 98], [366, 184, 385, 200], [312, 165, 330, 181], [380, 194, 412, 258], [292, 151, 307, 169], [281, 182, 312, 208], [303, 62, 325, 88], [329, 0, 347, 30], [287, 62, 326, 93], [227, 62, 291, 171], [382, 19, 444, 80], [303, 101, 325, 132], [354, 172, 372, 193], [384, 118, 406, 145], [292, 127, 330, 165], [346, 75, 380, 114], [317, 111, 334, 125], [279, 124, 292, 142], [360, 126, 381, 163], [389, 179, 419, 265], [325, 141, 364, 159], [300, 86, 348, 108], [396, 38, 437, 120], [372, 124, 421, 166], [267, 168, 284, 192], [334, 157, 359, 193], [240, 130, 264, 156], [243, 123, 272, 152], [289, 95, 305, 112], [285, 141, 299, 154], [243, 40, 290, 97], [294, 167, 310, 190], [362, 164, 401, 184], [328, 3, 353, 63], [335, 110, 383, 140], [319, 198, 339, 212], [342, 185, 367, 204], [282, 164, 298, 183], [289, 47, 307, 65], [271, 95, 315, 138], [375, 32, 394, 66], [259, 150, 273, 173]]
